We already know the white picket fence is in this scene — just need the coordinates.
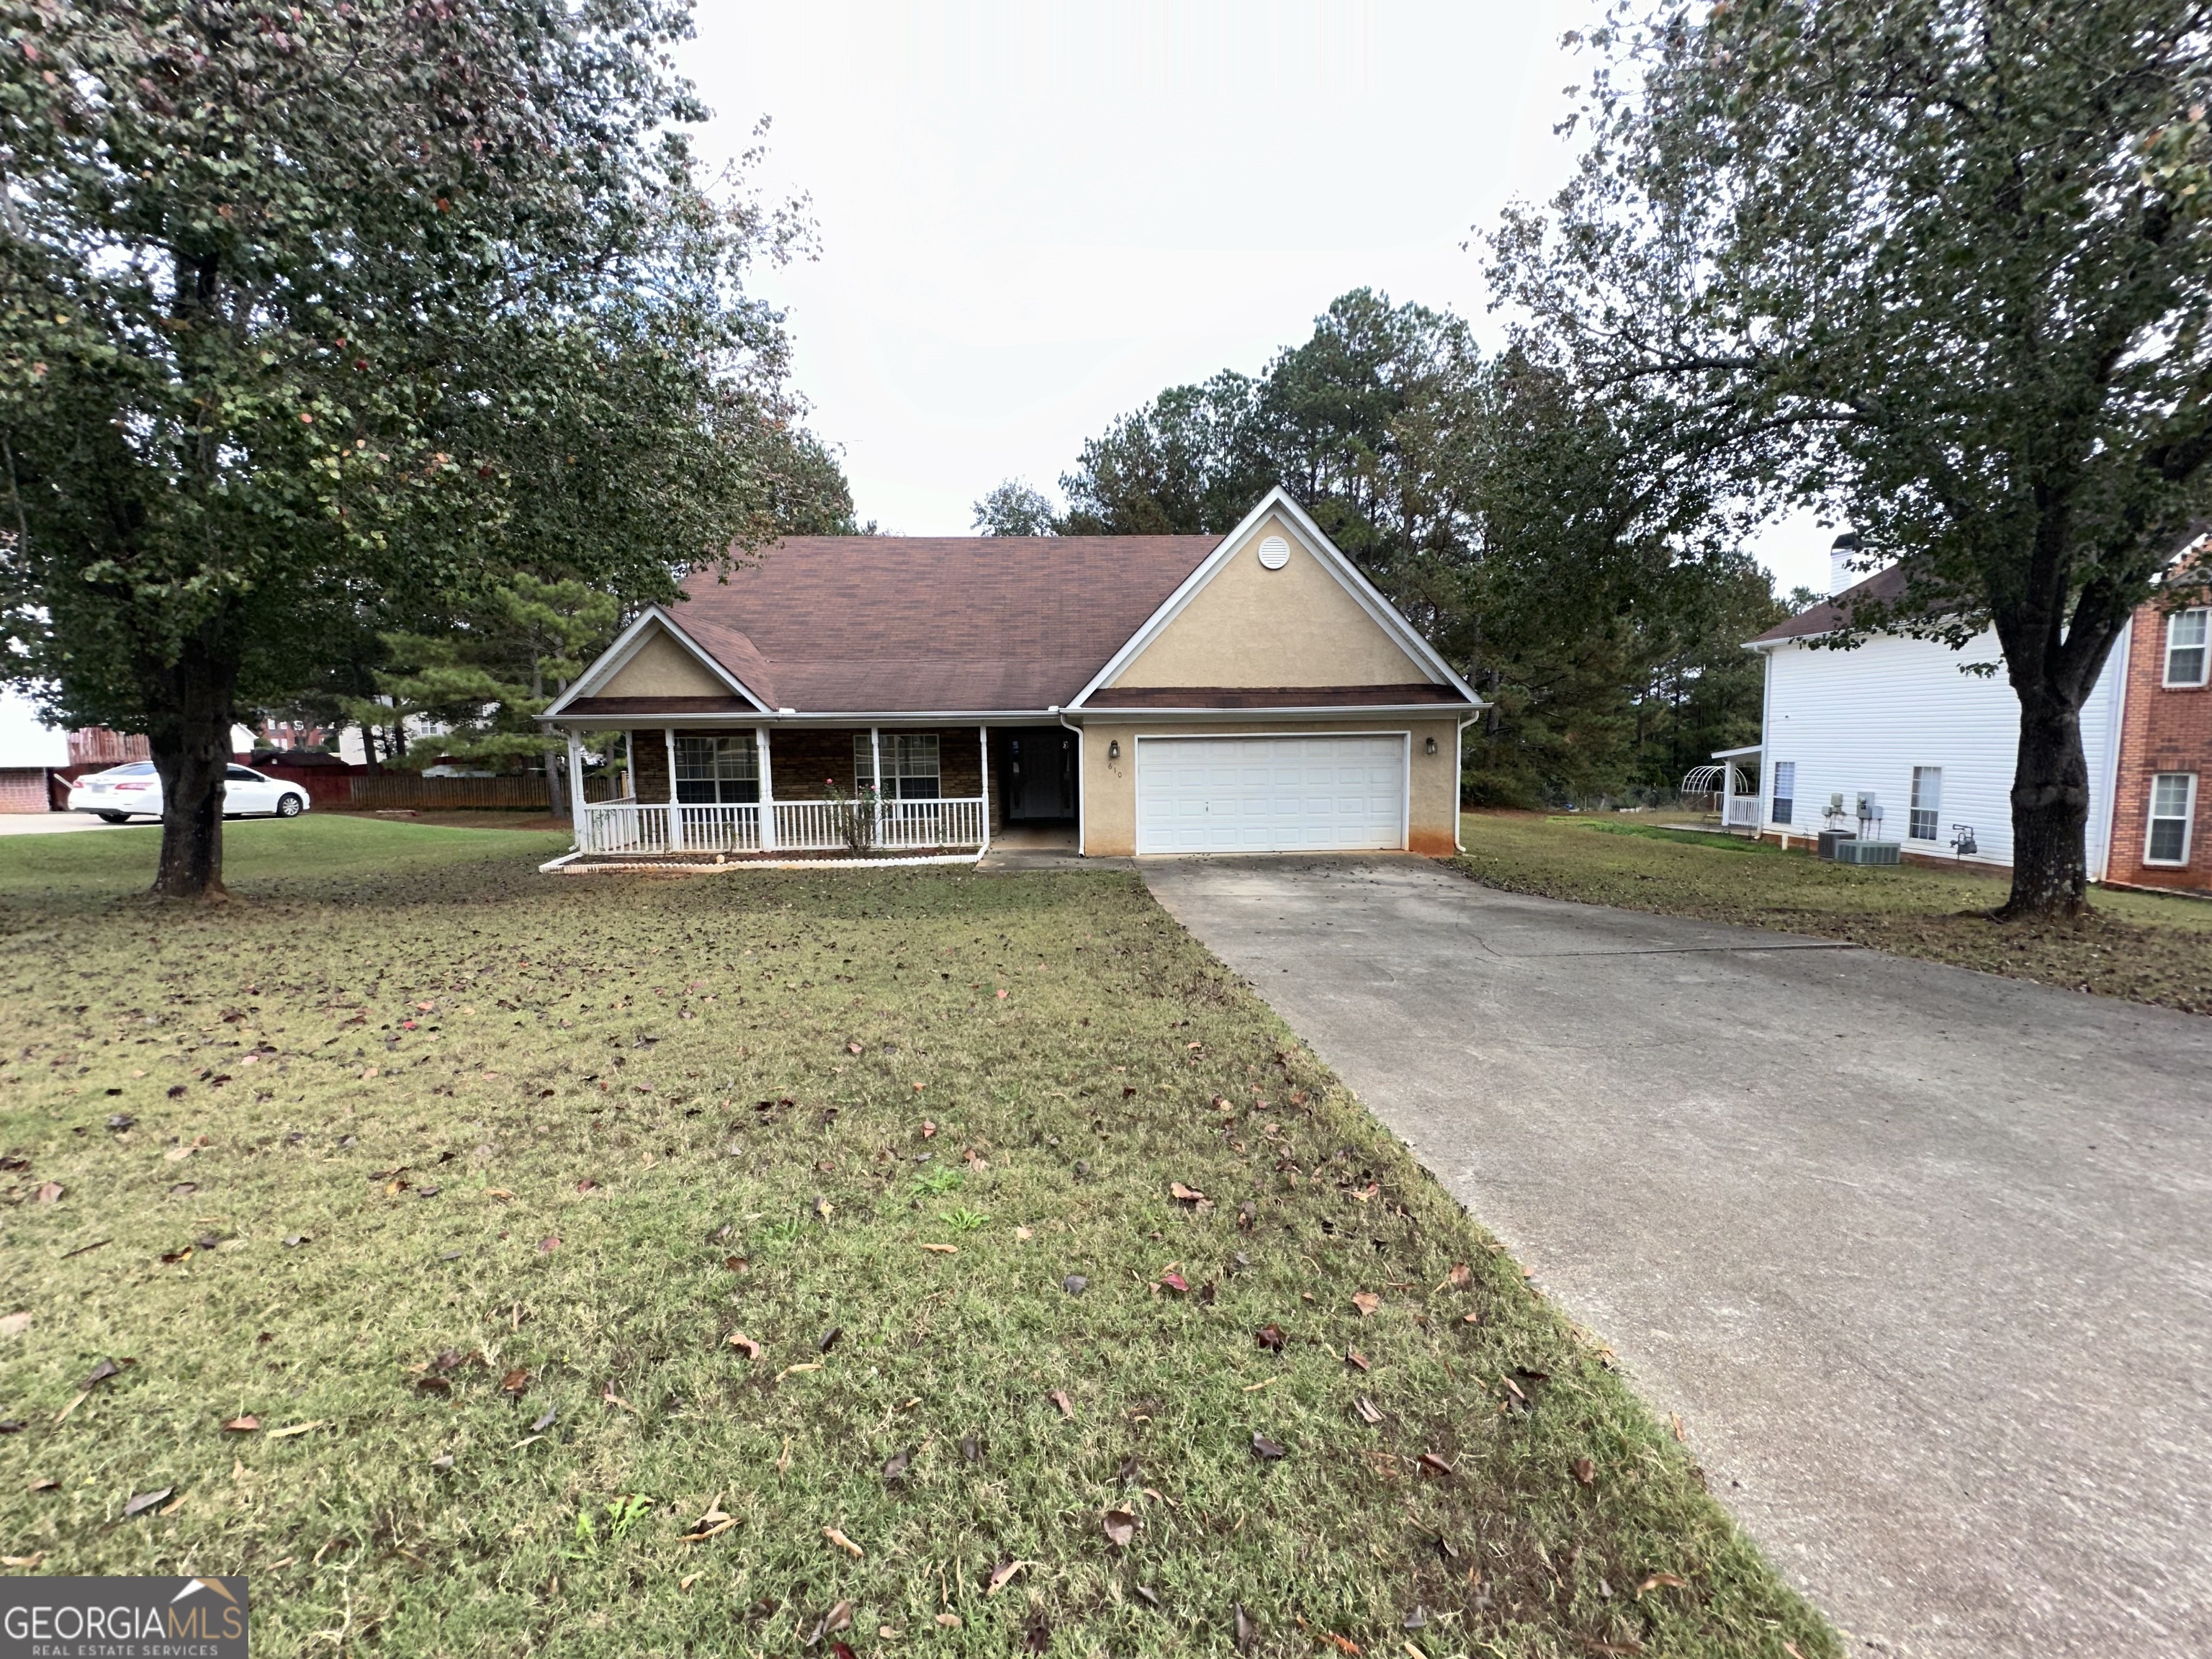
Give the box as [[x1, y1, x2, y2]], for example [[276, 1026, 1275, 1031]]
[[579, 796, 986, 858]]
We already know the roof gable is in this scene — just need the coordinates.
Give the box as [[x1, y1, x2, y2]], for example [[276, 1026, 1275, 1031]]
[[1073, 488, 1478, 706]]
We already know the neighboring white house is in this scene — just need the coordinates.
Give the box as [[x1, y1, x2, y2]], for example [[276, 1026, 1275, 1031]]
[[1722, 539, 2129, 878]]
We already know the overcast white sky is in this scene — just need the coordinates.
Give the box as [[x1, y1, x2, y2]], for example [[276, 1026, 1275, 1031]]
[[675, 1, 1833, 597]]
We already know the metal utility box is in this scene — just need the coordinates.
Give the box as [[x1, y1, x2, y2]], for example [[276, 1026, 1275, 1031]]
[[1816, 830, 1857, 860], [1832, 838, 1902, 866]]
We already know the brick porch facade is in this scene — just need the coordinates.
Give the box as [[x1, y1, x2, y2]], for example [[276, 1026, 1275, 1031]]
[[2105, 598, 2211, 894]]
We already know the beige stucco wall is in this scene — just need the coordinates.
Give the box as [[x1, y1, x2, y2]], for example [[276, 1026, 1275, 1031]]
[[600, 629, 728, 698], [1106, 515, 1436, 689], [1077, 715, 1465, 857]]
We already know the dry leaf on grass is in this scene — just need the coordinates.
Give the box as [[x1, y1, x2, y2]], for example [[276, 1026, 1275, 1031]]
[[1634, 1573, 1688, 1598], [1249, 1432, 1287, 1460], [1352, 1291, 1380, 1317], [881, 1448, 911, 1483], [1102, 1507, 1136, 1548], [985, 1560, 1024, 1596], [1158, 1271, 1188, 1294], [726, 1332, 762, 1360], [222, 1414, 260, 1433], [122, 1488, 172, 1517], [1572, 1457, 1596, 1487], [1354, 1397, 1384, 1426], [267, 1421, 323, 1439], [1169, 1181, 1206, 1203], [0, 1312, 30, 1339], [935, 1613, 962, 1629], [1048, 1389, 1074, 1419], [919, 1243, 957, 1255], [1446, 1262, 1472, 1287], [1417, 1452, 1455, 1479], [35, 1182, 63, 1204], [822, 1527, 863, 1558], [1254, 1322, 1285, 1352], [1233, 1603, 1256, 1650], [500, 1368, 529, 1396]]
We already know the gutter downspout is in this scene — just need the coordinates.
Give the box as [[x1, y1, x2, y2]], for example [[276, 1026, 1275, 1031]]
[[1056, 708, 1084, 858], [1455, 716, 1475, 853]]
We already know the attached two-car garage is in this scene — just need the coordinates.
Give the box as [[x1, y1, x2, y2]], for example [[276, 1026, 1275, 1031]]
[[1133, 734, 1408, 855]]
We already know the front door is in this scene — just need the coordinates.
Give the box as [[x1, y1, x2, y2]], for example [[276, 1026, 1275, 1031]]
[[1004, 728, 1076, 822]]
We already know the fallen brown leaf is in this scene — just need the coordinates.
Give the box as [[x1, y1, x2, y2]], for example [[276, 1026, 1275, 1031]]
[[1234, 1604, 1256, 1650], [35, 1181, 63, 1204], [1417, 1452, 1455, 1479], [823, 1526, 863, 1558], [1447, 1262, 1472, 1287], [882, 1448, 911, 1483], [727, 1332, 763, 1360], [1048, 1389, 1074, 1419], [1249, 1431, 1287, 1460], [501, 1367, 529, 1396], [986, 1560, 1024, 1596], [1169, 1181, 1206, 1203], [1352, 1291, 1380, 1317], [1634, 1573, 1688, 1599], [1159, 1270, 1189, 1293], [935, 1613, 962, 1629], [222, 1414, 260, 1433], [1572, 1457, 1596, 1487], [122, 1488, 172, 1518], [1354, 1397, 1384, 1425], [1102, 1507, 1136, 1549], [1254, 1322, 1285, 1352], [1345, 1347, 1370, 1371]]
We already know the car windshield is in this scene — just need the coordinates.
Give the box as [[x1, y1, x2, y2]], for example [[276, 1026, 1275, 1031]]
[[100, 762, 156, 778]]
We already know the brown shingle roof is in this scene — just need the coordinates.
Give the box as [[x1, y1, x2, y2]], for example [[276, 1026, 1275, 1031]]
[[665, 535, 1223, 713], [1751, 563, 1912, 643]]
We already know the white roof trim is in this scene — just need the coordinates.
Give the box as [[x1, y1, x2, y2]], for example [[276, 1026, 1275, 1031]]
[[1066, 486, 1483, 709], [541, 606, 770, 717]]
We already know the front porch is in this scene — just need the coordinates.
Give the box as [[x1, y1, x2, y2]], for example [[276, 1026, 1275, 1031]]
[[559, 723, 998, 863]]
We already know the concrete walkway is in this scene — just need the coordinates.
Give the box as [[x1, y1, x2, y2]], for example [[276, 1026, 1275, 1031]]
[[0, 812, 140, 836], [1143, 855, 2212, 1659]]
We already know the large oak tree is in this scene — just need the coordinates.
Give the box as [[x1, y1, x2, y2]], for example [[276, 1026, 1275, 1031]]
[[0, 0, 845, 896], [1493, 0, 2212, 915]]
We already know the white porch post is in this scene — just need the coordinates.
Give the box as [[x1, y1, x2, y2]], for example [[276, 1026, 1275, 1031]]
[[621, 730, 634, 799], [1721, 765, 1735, 831], [870, 727, 882, 842], [664, 726, 680, 852], [566, 731, 586, 845], [978, 725, 991, 854], [755, 726, 776, 852]]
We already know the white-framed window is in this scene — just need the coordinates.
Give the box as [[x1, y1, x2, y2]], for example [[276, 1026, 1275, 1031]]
[[674, 734, 758, 804], [853, 732, 941, 800], [2166, 608, 2209, 687], [1909, 766, 1943, 841], [2146, 773, 2198, 866], [1771, 760, 1795, 825]]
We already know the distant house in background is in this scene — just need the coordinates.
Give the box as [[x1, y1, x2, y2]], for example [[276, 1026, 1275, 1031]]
[[2103, 593, 2209, 893], [0, 687, 71, 812], [1721, 537, 2209, 896]]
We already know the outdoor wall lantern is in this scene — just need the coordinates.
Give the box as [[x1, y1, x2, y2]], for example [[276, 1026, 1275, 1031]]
[[1107, 740, 1120, 760], [1424, 737, 1437, 755]]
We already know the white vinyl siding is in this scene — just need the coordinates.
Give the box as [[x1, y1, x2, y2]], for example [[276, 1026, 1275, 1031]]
[[2164, 609, 2209, 688], [1909, 767, 1942, 842], [1135, 734, 1405, 854], [1758, 622, 2129, 876], [2146, 773, 2197, 866]]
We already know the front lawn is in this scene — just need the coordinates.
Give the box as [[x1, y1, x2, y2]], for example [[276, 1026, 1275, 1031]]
[[1, 819, 1833, 1658], [1453, 813, 2212, 1015]]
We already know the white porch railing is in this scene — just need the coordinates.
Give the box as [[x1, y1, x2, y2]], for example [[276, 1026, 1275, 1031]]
[[578, 796, 986, 858], [1725, 797, 1760, 828]]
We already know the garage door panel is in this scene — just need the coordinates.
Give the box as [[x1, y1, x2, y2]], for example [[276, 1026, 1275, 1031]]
[[1136, 735, 1406, 854]]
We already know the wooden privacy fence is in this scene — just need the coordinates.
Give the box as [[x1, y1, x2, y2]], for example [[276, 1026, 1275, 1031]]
[[346, 773, 551, 811]]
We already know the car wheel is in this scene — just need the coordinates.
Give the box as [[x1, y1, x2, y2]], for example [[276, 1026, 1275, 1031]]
[[276, 793, 305, 819], [96, 811, 129, 824]]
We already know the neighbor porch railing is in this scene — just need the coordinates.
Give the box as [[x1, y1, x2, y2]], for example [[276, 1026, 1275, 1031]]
[[1724, 797, 1760, 828], [577, 796, 986, 857]]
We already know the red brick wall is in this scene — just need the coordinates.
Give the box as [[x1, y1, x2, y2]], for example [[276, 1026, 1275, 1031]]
[[0, 768, 49, 814], [765, 728, 985, 801], [623, 726, 992, 808], [2106, 601, 2212, 894]]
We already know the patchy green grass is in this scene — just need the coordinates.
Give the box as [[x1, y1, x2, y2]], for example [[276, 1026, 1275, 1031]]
[[1455, 813, 2212, 1015], [2, 819, 1833, 1658]]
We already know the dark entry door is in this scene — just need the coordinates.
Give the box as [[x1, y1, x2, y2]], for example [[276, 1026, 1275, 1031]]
[[1004, 728, 1076, 822]]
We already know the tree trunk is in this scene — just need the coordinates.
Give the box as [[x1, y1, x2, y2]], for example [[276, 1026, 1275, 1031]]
[[2000, 680, 2093, 919], [145, 632, 240, 901], [545, 750, 566, 820]]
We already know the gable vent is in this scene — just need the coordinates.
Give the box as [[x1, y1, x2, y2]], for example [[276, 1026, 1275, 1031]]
[[1257, 535, 1290, 570]]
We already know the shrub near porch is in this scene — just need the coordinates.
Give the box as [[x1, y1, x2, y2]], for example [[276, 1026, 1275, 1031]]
[[0, 822, 1832, 1658]]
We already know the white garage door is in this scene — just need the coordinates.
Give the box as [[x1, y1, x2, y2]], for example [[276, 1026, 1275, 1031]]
[[1135, 734, 1406, 854]]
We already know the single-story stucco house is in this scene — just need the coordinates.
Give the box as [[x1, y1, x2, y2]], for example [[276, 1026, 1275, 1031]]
[[540, 488, 1483, 863]]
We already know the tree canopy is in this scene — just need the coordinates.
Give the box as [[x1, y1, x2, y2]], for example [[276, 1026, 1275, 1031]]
[[1056, 289, 1781, 801], [1490, 0, 2212, 914], [0, 0, 849, 895]]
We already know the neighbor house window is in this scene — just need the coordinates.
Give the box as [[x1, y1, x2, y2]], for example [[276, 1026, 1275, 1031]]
[[2167, 609, 2210, 687], [2146, 773, 2197, 865], [1910, 766, 1943, 841], [674, 734, 759, 804], [853, 733, 941, 800], [1771, 760, 1795, 825]]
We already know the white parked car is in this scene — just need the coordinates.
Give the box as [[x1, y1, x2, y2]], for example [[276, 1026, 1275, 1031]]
[[68, 761, 310, 824]]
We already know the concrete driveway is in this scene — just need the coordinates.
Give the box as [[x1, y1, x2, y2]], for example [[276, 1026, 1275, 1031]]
[[1143, 855, 2212, 1659]]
